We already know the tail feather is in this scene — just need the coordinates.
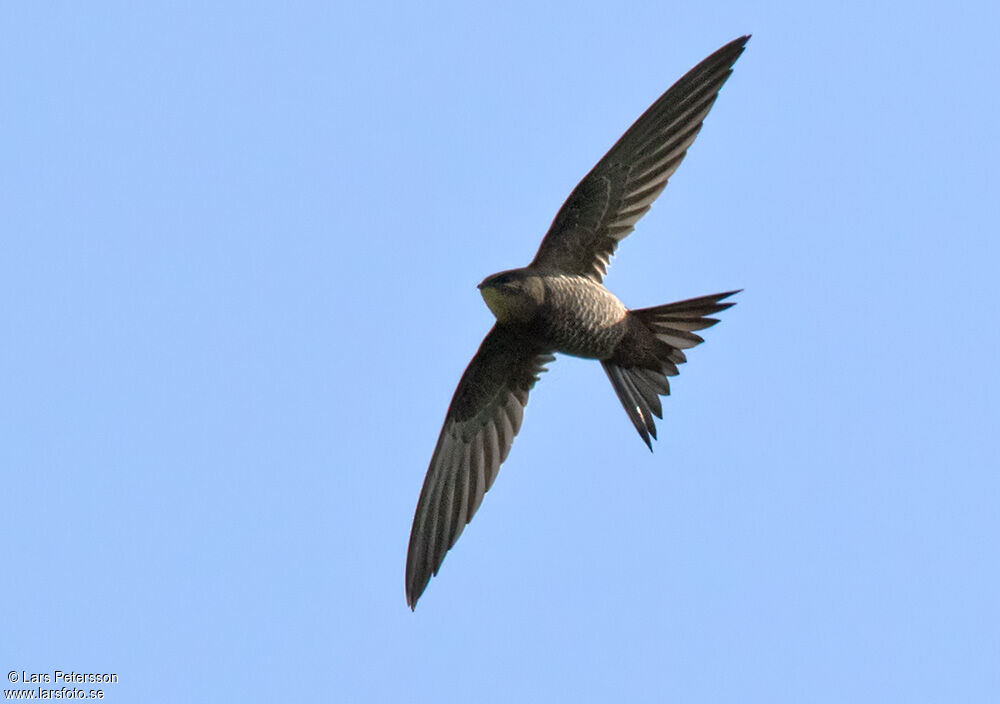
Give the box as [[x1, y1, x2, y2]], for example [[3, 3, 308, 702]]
[[601, 290, 738, 448], [602, 362, 660, 448]]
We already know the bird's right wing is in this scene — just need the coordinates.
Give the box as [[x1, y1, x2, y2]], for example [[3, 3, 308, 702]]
[[406, 325, 554, 609], [530, 36, 748, 282]]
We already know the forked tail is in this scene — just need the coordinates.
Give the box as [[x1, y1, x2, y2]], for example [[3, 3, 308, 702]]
[[601, 290, 739, 448]]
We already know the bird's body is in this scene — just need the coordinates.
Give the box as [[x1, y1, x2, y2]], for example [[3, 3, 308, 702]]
[[535, 274, 629, 357], [406, 36, 750, 609], [482, 269, 628, 358]]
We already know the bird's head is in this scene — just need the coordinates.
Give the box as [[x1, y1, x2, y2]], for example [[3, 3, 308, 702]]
[[478, 269, 544, 324]]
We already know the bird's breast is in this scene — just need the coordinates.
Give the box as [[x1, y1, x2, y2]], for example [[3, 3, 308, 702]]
[[535, 275, 628, 359]]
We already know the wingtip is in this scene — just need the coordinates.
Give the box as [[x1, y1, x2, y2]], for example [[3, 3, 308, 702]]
[[722, 35, 751, 51], [405, 565, 426, 611], [722, 35, 751, 62]]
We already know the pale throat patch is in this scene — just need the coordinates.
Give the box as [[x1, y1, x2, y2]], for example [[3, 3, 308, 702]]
[[480, 286, 514, 322]]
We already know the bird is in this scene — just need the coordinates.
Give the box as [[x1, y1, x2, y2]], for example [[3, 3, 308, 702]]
[[406, 35, 749, 609]]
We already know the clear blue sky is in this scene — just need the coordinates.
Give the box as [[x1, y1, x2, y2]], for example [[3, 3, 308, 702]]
[[3, 2, 998, 702]]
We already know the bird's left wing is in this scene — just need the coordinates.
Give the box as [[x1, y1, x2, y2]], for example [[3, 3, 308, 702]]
[[406, 324, 554, 609], [529, 36, 748, 282]]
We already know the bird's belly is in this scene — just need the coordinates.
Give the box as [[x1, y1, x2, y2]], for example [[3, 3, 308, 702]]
[[534, 276, 628, 359]]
